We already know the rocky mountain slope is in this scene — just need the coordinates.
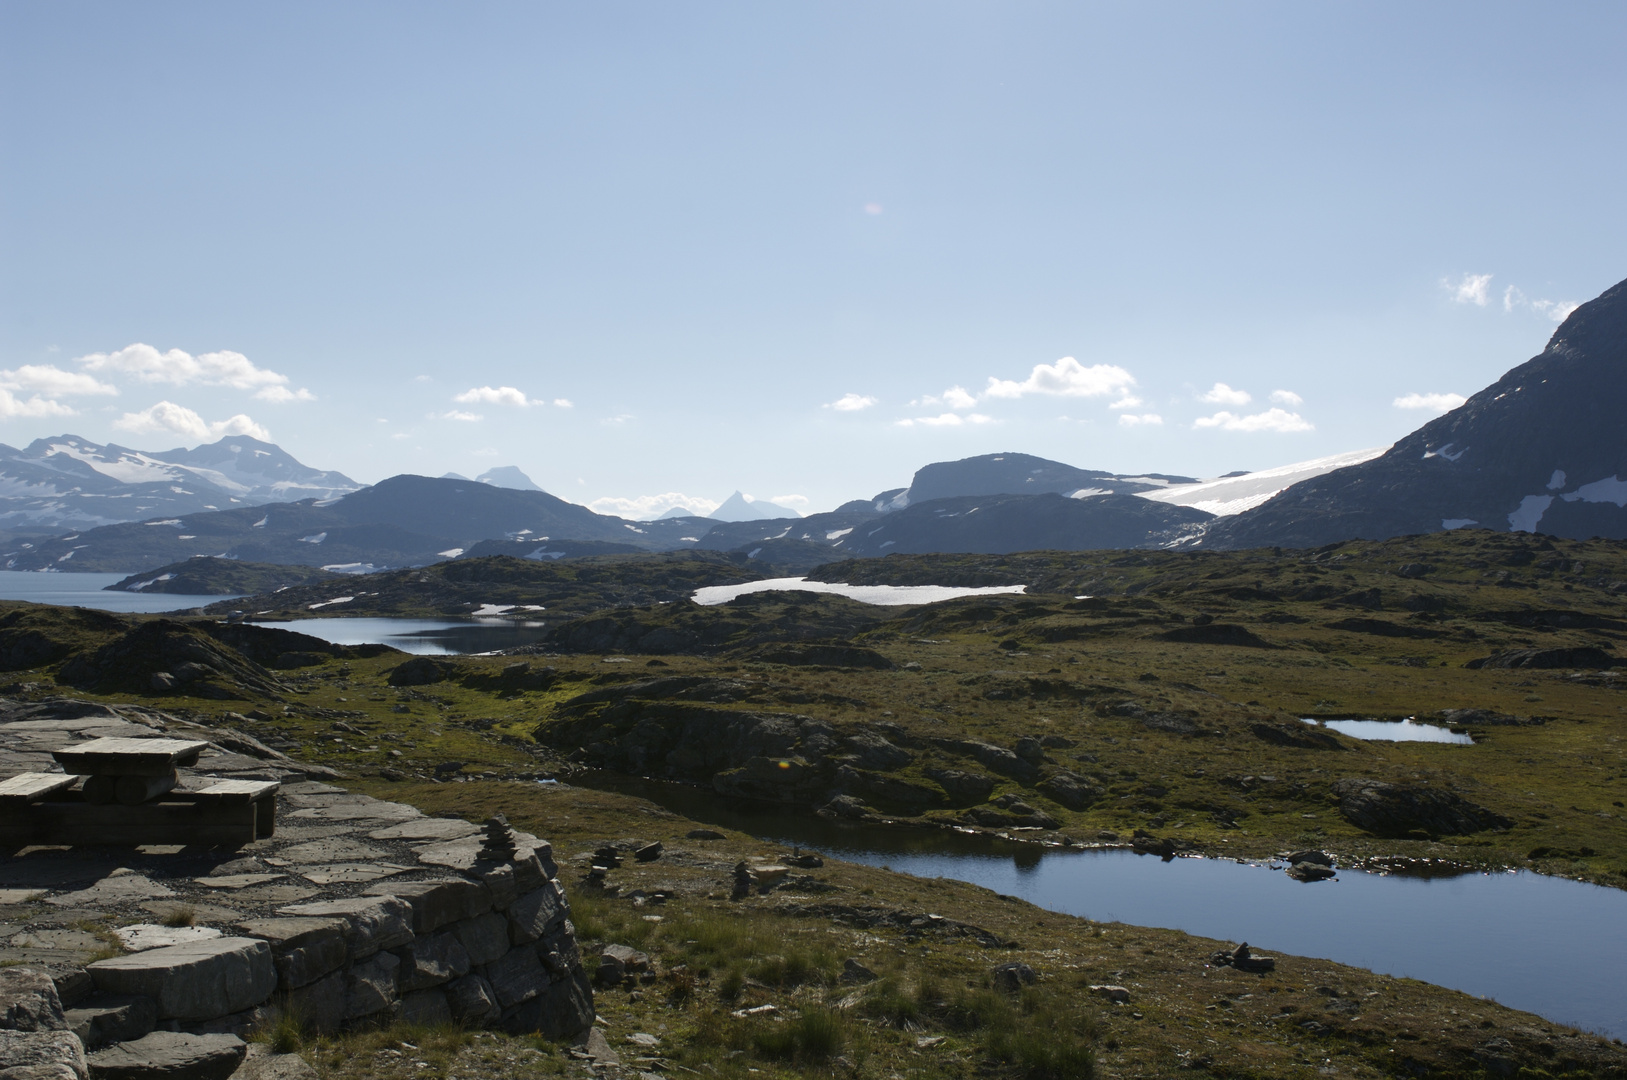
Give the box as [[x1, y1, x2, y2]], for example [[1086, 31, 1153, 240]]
[[0, 434, 360, 534], [1210, 274, 1627, 548]]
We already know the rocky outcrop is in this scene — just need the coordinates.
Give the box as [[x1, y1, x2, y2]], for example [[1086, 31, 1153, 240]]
[[1464, 646, 1615, 670], [55, 622, 290, 700], [1331, 778, 1513, 837]]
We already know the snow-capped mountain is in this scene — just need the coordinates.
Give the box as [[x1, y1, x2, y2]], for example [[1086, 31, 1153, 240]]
[[1134, 447, 1390, 517], [1209, 273, 1627, 548], [0, 434, 361, 533]]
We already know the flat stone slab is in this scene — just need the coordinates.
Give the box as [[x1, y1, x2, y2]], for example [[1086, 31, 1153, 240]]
[[277, 897, 413, 959], [111, 925, 223, 953], [0, 888, 45, 903], [88, 937, 276, 1021], [86, 1031, 246, 1080], [368, 818, 480, 842], [66, 993, 158, 1050], [197, 874, 285, 890], [413, 831, 546, 873], [272, 838, 389, 864], [286, 802, 419, 823], [294, 863, 412, 886], [46, 874, 175, 908]]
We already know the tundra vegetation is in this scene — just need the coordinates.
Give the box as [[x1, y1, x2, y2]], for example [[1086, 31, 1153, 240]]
[[3, 527, 1627, 1077]]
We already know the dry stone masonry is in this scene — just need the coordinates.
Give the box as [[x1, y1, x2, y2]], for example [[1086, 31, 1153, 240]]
[[0, 698, 594, 1079]]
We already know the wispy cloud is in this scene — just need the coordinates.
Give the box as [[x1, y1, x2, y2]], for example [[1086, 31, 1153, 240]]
[[1269, 389, 1303, 407], [1108, 395, 1143, 410], [600, 414, 633, 426], [895, 412, 993, 428], [77, 343, 311, 402], [1200, 382, 1252, 406], [442, 410, 483, 422], [1194, 407, 1312, 433], [1393, 391, 1466, 412], [1118, 413, 1163, 427], [1445, 273, 1493, 307], [114, 401, 269, 441], [588, 492, 719, 519], [984, 357, 1135, 400], [553, 398, 573, 408], [827, 393, 878, 412], [1502, 284, 1578, 323]]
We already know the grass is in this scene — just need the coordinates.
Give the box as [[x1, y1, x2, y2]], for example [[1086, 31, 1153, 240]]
[[160, 903, 197, 927]]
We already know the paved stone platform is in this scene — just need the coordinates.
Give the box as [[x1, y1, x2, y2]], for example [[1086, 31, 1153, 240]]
[[0, 698, 594, 1079]]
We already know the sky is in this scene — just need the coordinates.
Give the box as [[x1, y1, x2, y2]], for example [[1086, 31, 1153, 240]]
[[3, 2, 1626, 519]]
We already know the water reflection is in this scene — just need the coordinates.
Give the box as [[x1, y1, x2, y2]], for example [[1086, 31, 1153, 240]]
[[0, 571, 234, 614], [254, 617, 551, 655]]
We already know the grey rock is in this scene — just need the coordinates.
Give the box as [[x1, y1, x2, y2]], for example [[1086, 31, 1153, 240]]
[[341, 952, 399, 1020], [365, 880, 490, 935], [394, 932, 470, 992], [839, 959, 877, 984], [443, 975, 499, 1025], [1035, 770, 1104, 811], [397, 989, 451, 1028], [842, 734, 912, 771], [991, 962, 1037, 994], [1287, 862, 1337, 882], [685, 829, 725, 840], [633, 842, 662, 863], [280, 974, 342, 1036], [65, 996, 155, 1050], [0, 969, 67, 1032], [449, 914, 510, 967], [87, 939, 276, 1022], [0, 1029, 88, 1080], [482, 948, 546, 1009], [108, 928, 220, 955], [506, 884, 565, 945], [277, 897, 413, 959], [228, 1053, 317, 1080], [1331, 777, 1514, 837], [232, 920, 346, 991], [1285, 849, 1334, 867], [923, 768, 997, 807], [84, 1032, 244, 1080], [1088, 984, 1130, 1004], [502, 968, 593, 1039], [1013, 737, 1045, 764], [477, 864, 517, 911]]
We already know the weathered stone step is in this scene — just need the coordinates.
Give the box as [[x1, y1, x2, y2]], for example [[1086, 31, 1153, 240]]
[[87, 939, 275, 1022], [85, 1030, 246, 1080]]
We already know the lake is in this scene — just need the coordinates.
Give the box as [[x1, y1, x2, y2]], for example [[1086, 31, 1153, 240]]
[[583, 773, 1627, 1040]]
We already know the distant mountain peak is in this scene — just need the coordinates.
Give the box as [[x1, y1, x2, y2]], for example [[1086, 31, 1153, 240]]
[[476, 466, 542, 492], [709, 491, 800, 522]]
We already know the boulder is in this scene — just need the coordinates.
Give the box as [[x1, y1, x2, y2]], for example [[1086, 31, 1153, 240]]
[[443, 975, 500, 1025], [1465, 646, 1615, 670], [228, 1054, 317, 1080], [395, 933, 471, 992], [506, 885, 566, 946], [1035, 770, 1104, 811], [839, 959, 877, 985], [87, 939, 275, 1022], [1331, 778, 1514, 837], [924, 768, 996, 807], [0, 1029, 88, 1080], [1287, 862, 1336, 882], [84, 1032, 245, 1080], [482, 948, 546, 1009], [0, 969, 67, 1033], [501, 969, 593, 1039], [1088, 985, 1130, 1004], [991, 962, 1037, 994]]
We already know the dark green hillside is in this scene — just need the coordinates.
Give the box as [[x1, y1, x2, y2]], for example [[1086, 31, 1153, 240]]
[[105, 556, 339, 594]]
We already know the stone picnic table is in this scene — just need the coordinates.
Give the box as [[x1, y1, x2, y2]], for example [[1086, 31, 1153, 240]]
[[1, 732, 280, 849]]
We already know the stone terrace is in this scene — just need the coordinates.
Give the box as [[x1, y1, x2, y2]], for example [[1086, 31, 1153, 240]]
[[0, 698, 593, 1080]]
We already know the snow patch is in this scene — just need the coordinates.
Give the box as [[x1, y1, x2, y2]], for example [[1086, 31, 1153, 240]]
[[1423, 443, 1467, 462], [308, 596, 356, 609], [320, 563, 382, 574], [1507, 495, 1554, 532], [826, 529, 853, 540], [252, 516, 268, 527], [298, 533, 327, 544], [1136, 446, 1388, 516], [147, 519, 184, 527], [1561, 475, 1627, 507], [1547, 470, 1567, 491], [693, 577, 1028, 607], [438, 548, 466, 558], [1066, 487, 1113, 499]]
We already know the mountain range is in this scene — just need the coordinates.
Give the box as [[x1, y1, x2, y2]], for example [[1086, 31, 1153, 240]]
[[6, 272, 1627, 577]]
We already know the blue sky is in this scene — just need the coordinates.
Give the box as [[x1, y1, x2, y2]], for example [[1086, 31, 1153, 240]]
[[2, 2, 1624, 517]]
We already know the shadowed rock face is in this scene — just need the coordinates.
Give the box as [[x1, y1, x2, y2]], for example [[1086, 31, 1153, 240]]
[[1209, 274, 1627, 549]]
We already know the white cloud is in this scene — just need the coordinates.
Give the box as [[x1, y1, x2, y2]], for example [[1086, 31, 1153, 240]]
[[600, 414, 633, 426], [256, 385, 317, 403], [1200, 382, 1252, 406], [442, 410, 483, 422], [0, 364, 117, 397], [553, 398, 573, 408], [770, 494, 809, 509], [827, 393, 878, 412], [113, 401, 270, 441], [1194, 407, 1313, 433], [1445, 273, 1493, 306], [454, 385, 534, 407], [1108, 395, 1143, 410], [588, 492, 720, 519], [896, 412, 994, 428], [78, 343, 309, 399], [0, 389, 76, 419], [1269, 389, 1303, 407], [1118, 413, 1163, 427], [1531, 298, 1579, 322], [984, 357, 1135, 400], [1393, 391, 1466, 412], [1503, 284, 1524, 313]]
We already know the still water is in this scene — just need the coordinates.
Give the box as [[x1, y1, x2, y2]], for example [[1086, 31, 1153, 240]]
[[0, 571, 232, 614], [1303, 717, 1476, 745], [583, 773, 1627, 1040]]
